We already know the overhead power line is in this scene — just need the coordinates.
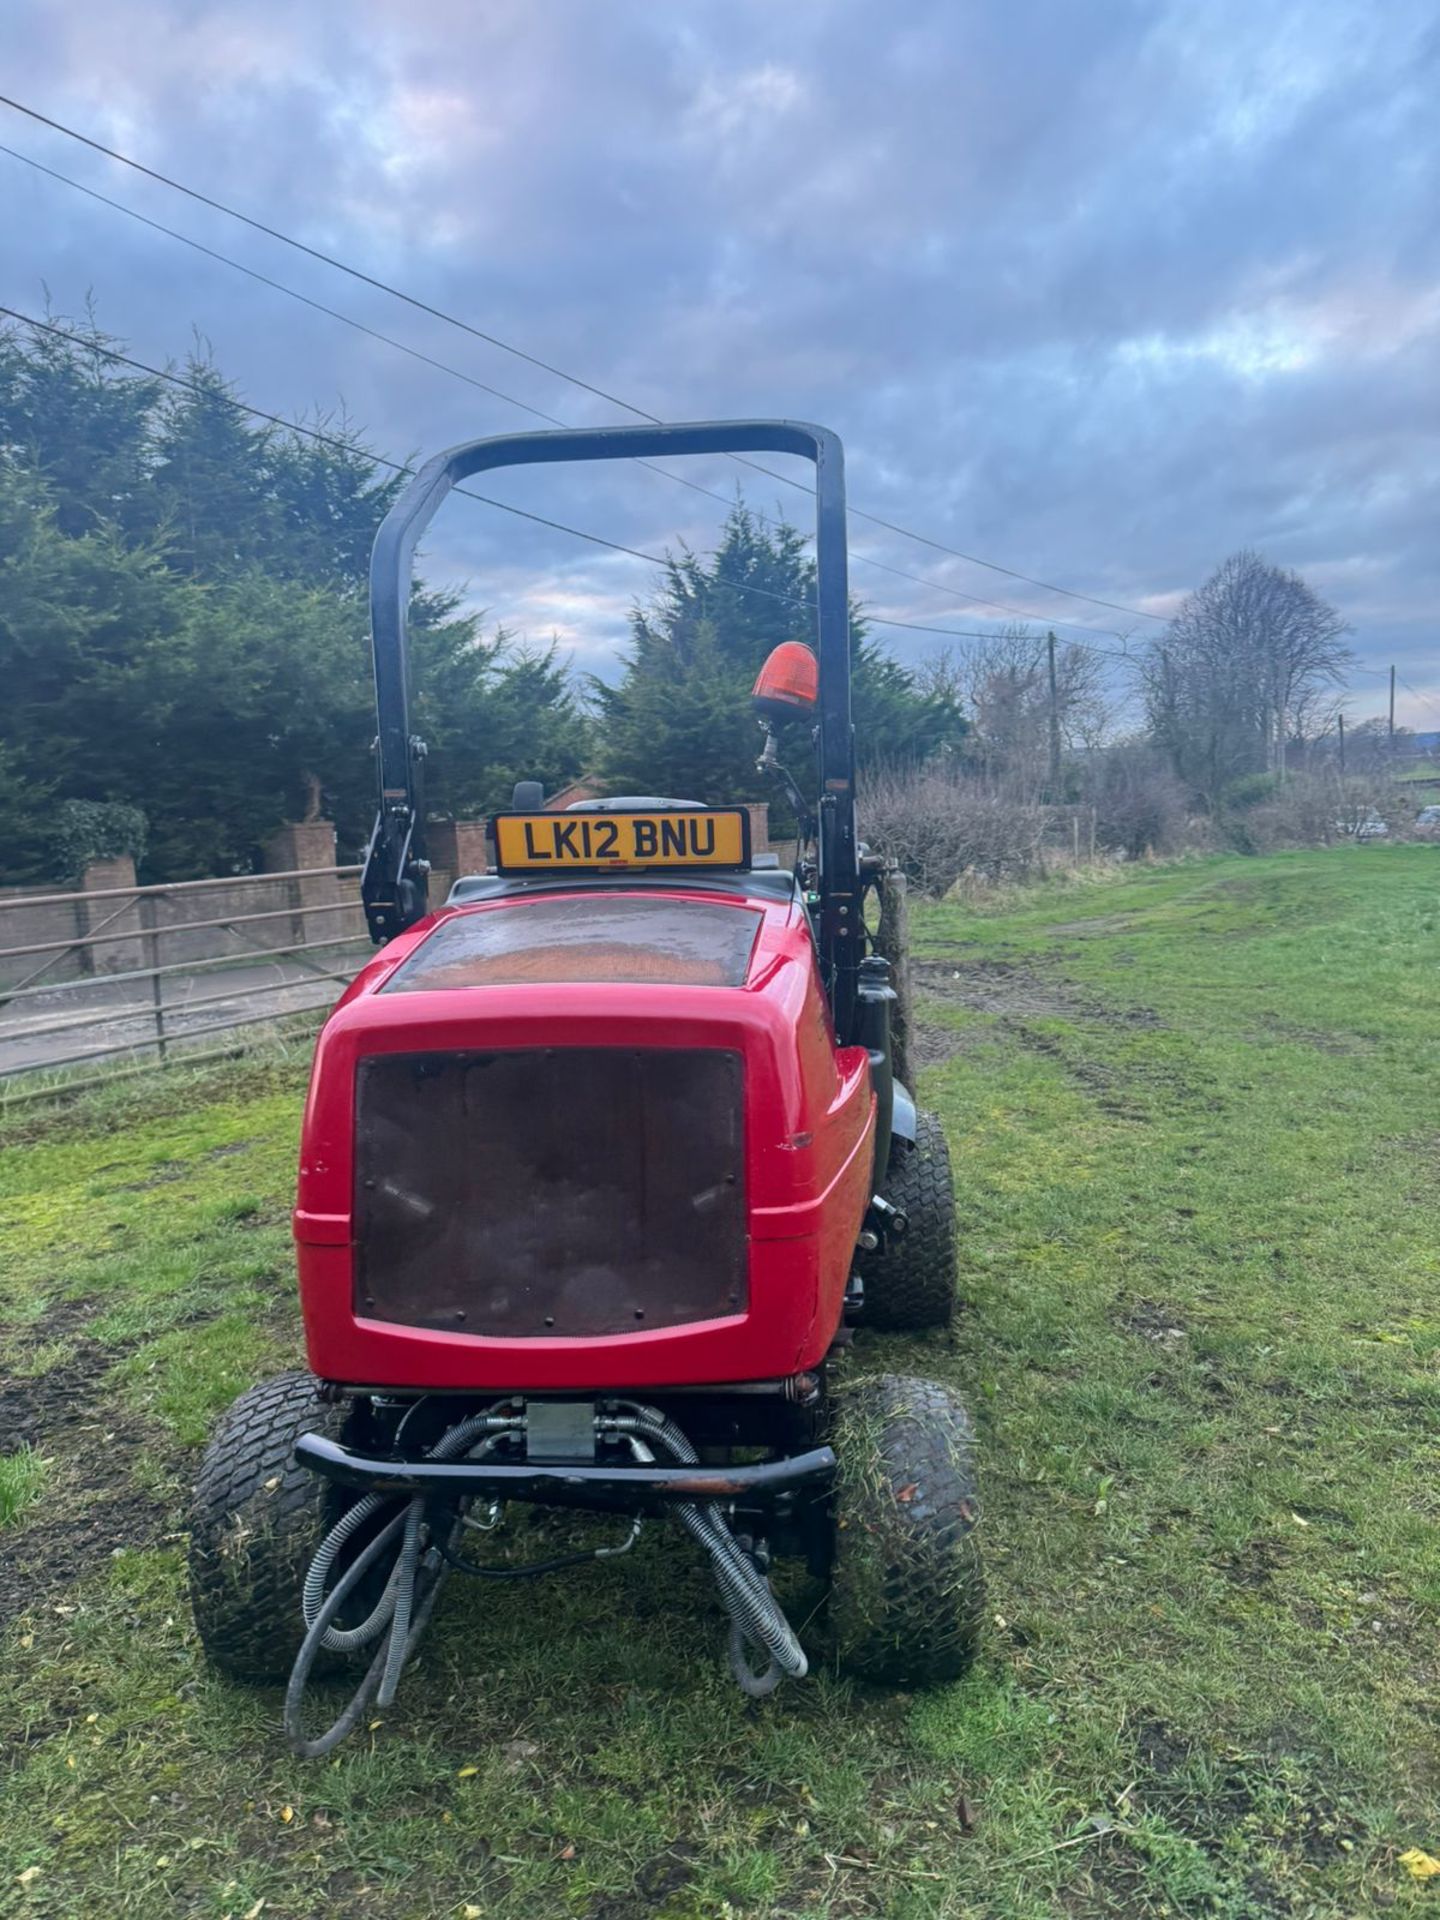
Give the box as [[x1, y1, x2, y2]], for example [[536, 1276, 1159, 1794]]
[[1334, 667, 1440, 727], [837, 507, 1165, 622], [0, 96, 643, 416], [0, 144, 575, 420], [1350, 668, 1440, 716], [0, 139, 1122, 643], [0, 143, 749, 518], [2, 303, 1138, 658], [1397, 674, 1440, 723], [0, 305, 664, 561], [0, 91, 1167, 627]]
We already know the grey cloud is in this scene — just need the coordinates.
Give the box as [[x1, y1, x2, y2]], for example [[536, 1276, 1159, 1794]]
[[2, 0, 1437, 719]]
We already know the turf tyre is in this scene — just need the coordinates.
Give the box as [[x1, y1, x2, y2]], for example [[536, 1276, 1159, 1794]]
[[189, 1372, 360, 1684], [828, 1372, 983, 1685], [857, 1109, 957, 1330]]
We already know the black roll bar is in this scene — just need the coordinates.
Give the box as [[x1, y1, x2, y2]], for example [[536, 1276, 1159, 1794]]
[[362, 420, 860, 1038]]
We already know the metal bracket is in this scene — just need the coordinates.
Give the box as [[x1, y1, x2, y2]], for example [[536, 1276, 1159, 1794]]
[[857, 1193, 908, 1254], [525, 1401, 597, 1463]]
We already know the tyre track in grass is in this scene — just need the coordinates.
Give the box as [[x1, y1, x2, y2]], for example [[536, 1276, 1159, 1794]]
[[0, 1306, 173, 1630]]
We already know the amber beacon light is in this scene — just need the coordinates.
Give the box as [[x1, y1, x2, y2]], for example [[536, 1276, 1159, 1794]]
[[751, 642, 820, 724]]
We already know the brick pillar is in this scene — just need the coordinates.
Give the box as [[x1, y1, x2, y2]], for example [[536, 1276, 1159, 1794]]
[[79, 855, 143, 975], [263, 821, 341, 950], [426, 821, 491, 905], [81, 854, 138, 893], [263, 821, 338, 881], [744, 803, 771, 857]]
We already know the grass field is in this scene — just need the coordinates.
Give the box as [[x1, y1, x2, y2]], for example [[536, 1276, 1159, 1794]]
[[2, 846, 1439, 1918]]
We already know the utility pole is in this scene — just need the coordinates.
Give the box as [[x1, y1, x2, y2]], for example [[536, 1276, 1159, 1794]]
[[1338, 711, 1346, 773], [1046, 630, 1061, 797], [1389, 666, 1396, 753]]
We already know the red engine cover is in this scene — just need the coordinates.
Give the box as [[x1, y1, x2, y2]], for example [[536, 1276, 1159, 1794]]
[[294, 883, 875, 1391]]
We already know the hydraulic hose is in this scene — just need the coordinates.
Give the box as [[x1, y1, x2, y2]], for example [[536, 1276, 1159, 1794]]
[[370, 1415, 518, 1704], [601, 1404, 806, 1695], [287, 1394, 805, 1755], [287, 1409, 520, 1756], [301, 1409, 518, 1652], [285, 1504, 452, 1760], [376, 1498, 424, 1709], [284, 1507, 408, 1758], [300, 1490, 399, 1652]]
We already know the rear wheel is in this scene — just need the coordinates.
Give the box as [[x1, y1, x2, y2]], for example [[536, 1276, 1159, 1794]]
[[857, 1110, 957, 1330], [189, 1372, 363, 1684], [828, 1372, 983, 1685]]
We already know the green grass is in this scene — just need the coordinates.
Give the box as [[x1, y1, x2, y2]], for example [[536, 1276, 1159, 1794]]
[[0, 1446, 48, 1528], [3, 846, 1440, 1916]]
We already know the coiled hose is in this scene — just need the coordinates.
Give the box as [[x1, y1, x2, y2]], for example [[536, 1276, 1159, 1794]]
[[602, 1402, 807, 1698], [285, 1409, 519, 1757], [285, 1395, 806, 1754], [299, 1409, 519, 1653]]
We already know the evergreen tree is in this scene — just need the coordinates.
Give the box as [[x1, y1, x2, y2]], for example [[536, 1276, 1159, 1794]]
[[0, 465, 195, 810], [143, 360, 286, 578], [0, 743, 54, 880], [269, 420, 404, 586], [0, 309, 159, 540], [0, 317, 589, 881], [0, 316, 957, 885], [595, 505, 965, 804], [414, 616, 591, 823]]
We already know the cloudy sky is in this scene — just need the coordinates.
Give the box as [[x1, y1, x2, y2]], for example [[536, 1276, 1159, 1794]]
[[3, 0, 1437, 724]]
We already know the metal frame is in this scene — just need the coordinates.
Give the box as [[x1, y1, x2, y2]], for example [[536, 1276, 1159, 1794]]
[[296, 1430, 836, 1516], [361, 420, 860, 1040]]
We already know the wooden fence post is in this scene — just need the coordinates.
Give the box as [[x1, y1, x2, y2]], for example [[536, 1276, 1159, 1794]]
[[139, 893, 167, 1061], [874, 866, 913, 1089]]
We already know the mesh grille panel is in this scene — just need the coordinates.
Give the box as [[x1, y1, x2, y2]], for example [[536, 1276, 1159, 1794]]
[[354, 1048, 746, 1337]]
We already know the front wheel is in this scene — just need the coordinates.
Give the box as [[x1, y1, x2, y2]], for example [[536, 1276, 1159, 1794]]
[[828, 1372, 984, 1685]]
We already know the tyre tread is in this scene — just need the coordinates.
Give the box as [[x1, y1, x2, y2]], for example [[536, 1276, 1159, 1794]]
[[188, 1372, 352, 1684], [829, 1371, 984, 1685], [858, 1110, 957, 1330]]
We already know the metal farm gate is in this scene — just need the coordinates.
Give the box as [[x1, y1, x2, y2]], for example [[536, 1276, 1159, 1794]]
[[0, 865, 370, 1101]]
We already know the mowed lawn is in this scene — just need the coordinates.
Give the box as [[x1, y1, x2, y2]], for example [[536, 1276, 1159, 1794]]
[[2, 847, 1439, 1919]]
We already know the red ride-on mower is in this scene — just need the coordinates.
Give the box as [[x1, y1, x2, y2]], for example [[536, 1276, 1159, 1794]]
[[188, 422, 983, 1755]]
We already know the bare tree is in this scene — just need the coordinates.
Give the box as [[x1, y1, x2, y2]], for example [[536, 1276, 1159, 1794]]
[[1317, 715, 1417, 775], [1055, 639, 1118, 755], [1081, 737, 1193, 858], [1144, 551, 1352, 808], [860, 763, 1048, 893], [1289, 682, 1345, 763], [934, 627, 1115, 793]]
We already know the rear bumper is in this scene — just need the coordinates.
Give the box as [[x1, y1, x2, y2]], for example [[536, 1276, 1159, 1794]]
[[294, 1432, 835, 1516]]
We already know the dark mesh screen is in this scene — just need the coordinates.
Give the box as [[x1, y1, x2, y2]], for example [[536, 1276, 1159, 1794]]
[[385, 896, 761, 991], [354, 1049, 746, 1337]]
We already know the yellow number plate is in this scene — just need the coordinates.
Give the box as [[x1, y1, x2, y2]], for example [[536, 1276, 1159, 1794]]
[[491, 808, 752, 873]]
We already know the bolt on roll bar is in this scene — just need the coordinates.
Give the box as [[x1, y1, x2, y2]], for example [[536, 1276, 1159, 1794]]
[[362, 420, 860, 1039]]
